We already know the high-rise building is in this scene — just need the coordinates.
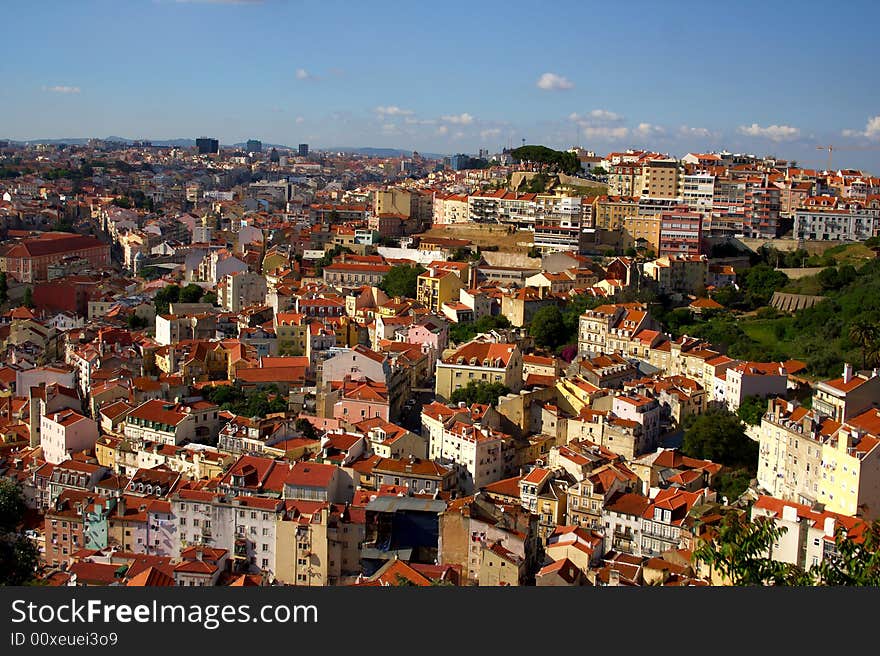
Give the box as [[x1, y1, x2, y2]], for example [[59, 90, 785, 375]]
[[196, 137, 219, 154], [298, 143, 309, 157], [246, 139, 262, 153]]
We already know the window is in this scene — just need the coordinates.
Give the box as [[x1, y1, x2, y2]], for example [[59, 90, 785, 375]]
[[262, 544, 268, 552]]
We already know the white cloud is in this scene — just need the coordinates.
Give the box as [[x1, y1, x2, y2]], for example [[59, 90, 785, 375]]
[[436, 126, 449, 136], [634, 122, 665, 137], [480, 128, 502, 141], [589, 109, 621, 122], [380, 123, 399, 135], [582, 126, 630, 140], [44, 85, 80, 94], [405, 116, 436, 126], [375, 105, 414, 117], [441, 113, 474, 125], [678, 125, 715, 138], [737, 123, 800, 142], [453, 131, 465, 140], [295, 116, 305, 124], [295, 68, 315, 81], [536, 72, 574, 91], [842, 115, 880, 140], [570, 110, 624, 127]]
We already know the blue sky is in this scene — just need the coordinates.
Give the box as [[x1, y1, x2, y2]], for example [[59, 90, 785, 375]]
[[2, 0, 880, 170]]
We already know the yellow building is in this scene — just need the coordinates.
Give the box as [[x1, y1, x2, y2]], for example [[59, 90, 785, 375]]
[[592, 195, 639, 230], [818, 425, 880, 519], [479, 541, 526, 586], [417, 268, 463, 314], [274, 502, 364, 586], [435, 341, 522, 402], [622, 215, 661, 253], [555, 376, 605, 416], [373, 188, 412, 217], [641, 159, 682, 199]]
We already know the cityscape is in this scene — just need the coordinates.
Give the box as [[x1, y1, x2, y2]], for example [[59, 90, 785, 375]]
[[1, 0, 880, 589]]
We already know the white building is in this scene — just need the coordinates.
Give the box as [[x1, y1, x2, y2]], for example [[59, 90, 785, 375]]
[[432, 421, 514, 494], [172, 490, 284, 578], [681, 172, 715, 212], [794, 207, 876, 242]]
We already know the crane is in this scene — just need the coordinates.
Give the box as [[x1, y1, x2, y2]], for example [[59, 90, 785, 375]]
[[816, 143, 880, 171], [816, 145, 836, 171]]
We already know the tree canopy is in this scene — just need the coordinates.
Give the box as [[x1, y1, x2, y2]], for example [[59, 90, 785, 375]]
[[528, 305, 567, 350], [379, 264, 426, 299], [736, 395, 768, 427], [681, 407, 757, 468], [201, 385, 287, 419], [449, 380, 511, 407], [0, 479, 38, 585], [509, 145, 581, 175], [694, 511, 880, 586], [449, 314, 511, 345]]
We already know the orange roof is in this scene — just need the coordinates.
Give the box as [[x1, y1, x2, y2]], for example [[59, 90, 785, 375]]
[[441, 341, 517, 367]]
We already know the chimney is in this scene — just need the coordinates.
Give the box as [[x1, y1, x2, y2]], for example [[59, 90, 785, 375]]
[[608, 569, 620, 587], [843, 363, 854, 385], [824, 517, 836, 537]]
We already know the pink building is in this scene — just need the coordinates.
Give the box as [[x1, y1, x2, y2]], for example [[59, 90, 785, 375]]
[[332, 378, 390, 424], [612, 393, 662, 450], [40, 409, 99, 464], [403, 318, 449, 370]]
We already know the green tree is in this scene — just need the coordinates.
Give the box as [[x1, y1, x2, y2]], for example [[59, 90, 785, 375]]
[[180, 283, 205, 304], [449, 380, 511, 406], [848, 316, 879, 370], [818, 267, 841, 291], [817, 522, 880, 585], [449, 314, 512, 345], [0, 479, 38, 585], [694, 512, 880, 586], [740, 264, 788, 309], [378, 264, 426, 299], [528, 305, 567, 350], [200, 291, 218, 306], [153, 284, 180, 316], [509, 145, 580, 175], [295, 418, 319, 441], [693, 513, 812, 586], [736, 395, 768, 427], [681, 407, 757, 468], [22, 287, 33, 309], [126, 313, 148, 330]]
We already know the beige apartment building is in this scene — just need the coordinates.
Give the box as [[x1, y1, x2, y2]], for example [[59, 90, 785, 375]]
[[435, 340, 522, 402], [274, 502, 364, 586], [641, 159, 683, 199]]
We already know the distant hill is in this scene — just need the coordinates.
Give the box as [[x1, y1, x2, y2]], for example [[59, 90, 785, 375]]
[[1, 137, 445, 158], [324, 146, 446, 159]]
